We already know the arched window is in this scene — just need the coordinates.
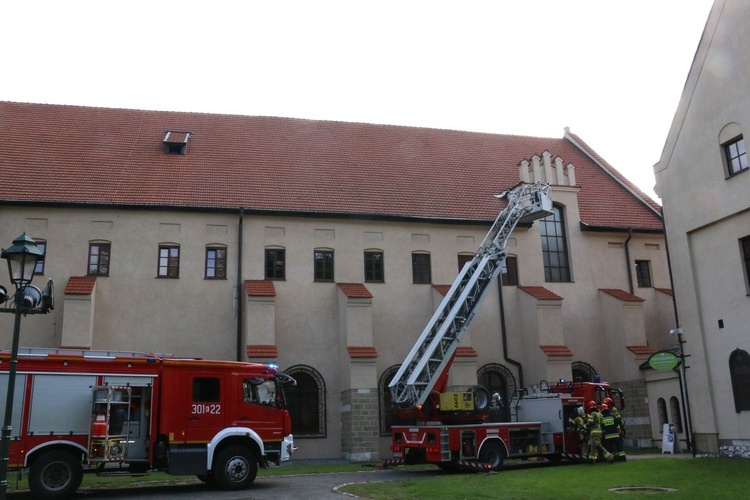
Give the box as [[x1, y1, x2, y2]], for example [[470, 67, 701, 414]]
[[89, 240, 112, 277], [657, 398, 668, 431], [572, 361, 598, 382], [719, 123, 749, 177], [412, 252, 431, 284], [265, 246, 286, 280], [283, 365, 326, 438], [379, 366, 400, 436], [539, 205, 571, 282], [477, 364, 517, 422], [670, 396, 683, 433], [729, 349, 750, 412]]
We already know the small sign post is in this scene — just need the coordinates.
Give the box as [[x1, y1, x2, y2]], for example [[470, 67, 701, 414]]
[[662, 423, 676, 454]]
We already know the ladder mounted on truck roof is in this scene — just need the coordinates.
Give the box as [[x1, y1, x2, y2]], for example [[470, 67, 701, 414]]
[[388, 181, 552, 410], [13, 347, 175, 359]]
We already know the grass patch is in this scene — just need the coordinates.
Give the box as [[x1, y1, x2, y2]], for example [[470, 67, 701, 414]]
[[340, 458, 750, 499]]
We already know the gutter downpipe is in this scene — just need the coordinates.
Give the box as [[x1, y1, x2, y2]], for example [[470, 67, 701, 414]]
[[497, 278, 523, 389], [662, 208, 695, 456], [236, 207, 244, 362], [624, 228, 634, 294]]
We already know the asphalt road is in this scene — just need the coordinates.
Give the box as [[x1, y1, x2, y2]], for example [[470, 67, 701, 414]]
[[7, 467, 445, 500]]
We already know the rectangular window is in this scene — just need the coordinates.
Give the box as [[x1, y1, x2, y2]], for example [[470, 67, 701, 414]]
[[500, 256, 519, 286], [205, 247, 227, 279], [635, 260, 652, 287], [88, 243, 111, 277], [314, 250, 334, 282], [364, 251, 384, 283], [742, 236, 750, 291], [34, 241, 47, 275], [457, 254, 473, 272], [412, 253, 431, 284], [158, 245, 180, 278], [265, 249, 286, 280], [192, 377, 220, 402], [725, 136, 749, 176]]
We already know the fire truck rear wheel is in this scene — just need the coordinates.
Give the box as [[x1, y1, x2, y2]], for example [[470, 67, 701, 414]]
[[478, 441, 506, 472], [213, 446, 258, 490], [28, 450, 83, 499]]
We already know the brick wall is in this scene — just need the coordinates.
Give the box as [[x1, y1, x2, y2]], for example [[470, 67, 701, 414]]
[[340, 388, 380, 461], [612, 378, 652, 448]]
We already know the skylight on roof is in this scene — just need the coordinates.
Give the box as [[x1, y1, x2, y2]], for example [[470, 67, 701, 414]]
[[163, 131, 191, 155]]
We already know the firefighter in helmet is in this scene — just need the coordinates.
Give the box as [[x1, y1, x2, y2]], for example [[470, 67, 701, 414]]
[[600, 402, 620, 460], [568, 406, 589, 460], [604, 397, 626, 461], [586, 400, 613, 463]]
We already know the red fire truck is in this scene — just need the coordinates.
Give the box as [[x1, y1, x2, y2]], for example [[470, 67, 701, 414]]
[[385, 183, 624, 471], [0, 347, 296, 498]]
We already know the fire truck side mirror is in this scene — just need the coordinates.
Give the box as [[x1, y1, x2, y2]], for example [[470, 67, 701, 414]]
[[0, 285, 7, 304]]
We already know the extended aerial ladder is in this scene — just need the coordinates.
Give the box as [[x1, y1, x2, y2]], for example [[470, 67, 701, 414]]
[[388, 181, 553, 413]]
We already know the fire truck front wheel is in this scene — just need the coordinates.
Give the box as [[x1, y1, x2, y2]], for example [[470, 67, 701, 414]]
[[212, 445, 258, 490], [28, 450, 83, 499], [478, 441, 506, 472]]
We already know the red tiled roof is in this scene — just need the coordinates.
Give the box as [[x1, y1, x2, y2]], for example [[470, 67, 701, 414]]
[[63, 276, 96, 295], [627, 345, 656, 355], [655, 288, 673, 296], [455, 346, 478, 357], [347, 346, 378, 358], [246, 344, 278, 358], [565, 131, 663, 222], [599, 288, 645, 302], [540, 344, 574, 357], [0, 102, 662, 231], [338, 283, 373, 299], [519, 286, 563, 300], [432, 284, 452, 296], [245, 280, 276, 297]]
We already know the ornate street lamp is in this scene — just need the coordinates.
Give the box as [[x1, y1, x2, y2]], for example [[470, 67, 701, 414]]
[[0, 233, 44, 500]]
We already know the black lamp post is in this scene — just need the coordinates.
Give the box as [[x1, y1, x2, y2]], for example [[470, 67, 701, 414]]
[[0, 233, 44, 500]]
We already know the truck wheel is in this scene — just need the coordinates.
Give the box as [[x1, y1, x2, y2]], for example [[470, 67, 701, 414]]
[[478, 441, 506, 471], [28, 450, 83, 499], [212, 446, 258, 490]]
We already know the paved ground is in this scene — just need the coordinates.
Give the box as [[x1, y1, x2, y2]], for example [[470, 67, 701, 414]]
[[7, 452, 695, 499]]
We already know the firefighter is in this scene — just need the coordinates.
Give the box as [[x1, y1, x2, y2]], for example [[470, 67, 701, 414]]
[[586, 400, 613, 463], [600, 402, 621, 460], [603, 397, 626, 461], [568, 406, 589, 460]]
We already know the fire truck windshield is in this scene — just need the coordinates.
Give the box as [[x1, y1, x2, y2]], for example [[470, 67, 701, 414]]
[[243, 378, 279, 406]]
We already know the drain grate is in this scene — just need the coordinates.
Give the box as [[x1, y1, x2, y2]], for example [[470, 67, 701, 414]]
[[609, 486, 677, 494]]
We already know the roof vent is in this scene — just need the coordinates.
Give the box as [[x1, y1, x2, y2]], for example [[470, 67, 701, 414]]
[[163, 131, 190, 155]]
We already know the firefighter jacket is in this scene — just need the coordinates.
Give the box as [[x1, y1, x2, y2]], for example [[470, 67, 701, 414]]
[[601, 409, 619, 440], [587, 410, 603, 436], [570, 415, 588, 438], [611, 407, 625, 435]]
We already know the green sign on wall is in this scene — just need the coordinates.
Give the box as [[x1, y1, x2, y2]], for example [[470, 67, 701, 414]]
[[648, 351, 680, 371]]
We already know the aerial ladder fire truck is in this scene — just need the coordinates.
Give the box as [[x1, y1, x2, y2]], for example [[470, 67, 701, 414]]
[[386, 181, 624, 471]]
